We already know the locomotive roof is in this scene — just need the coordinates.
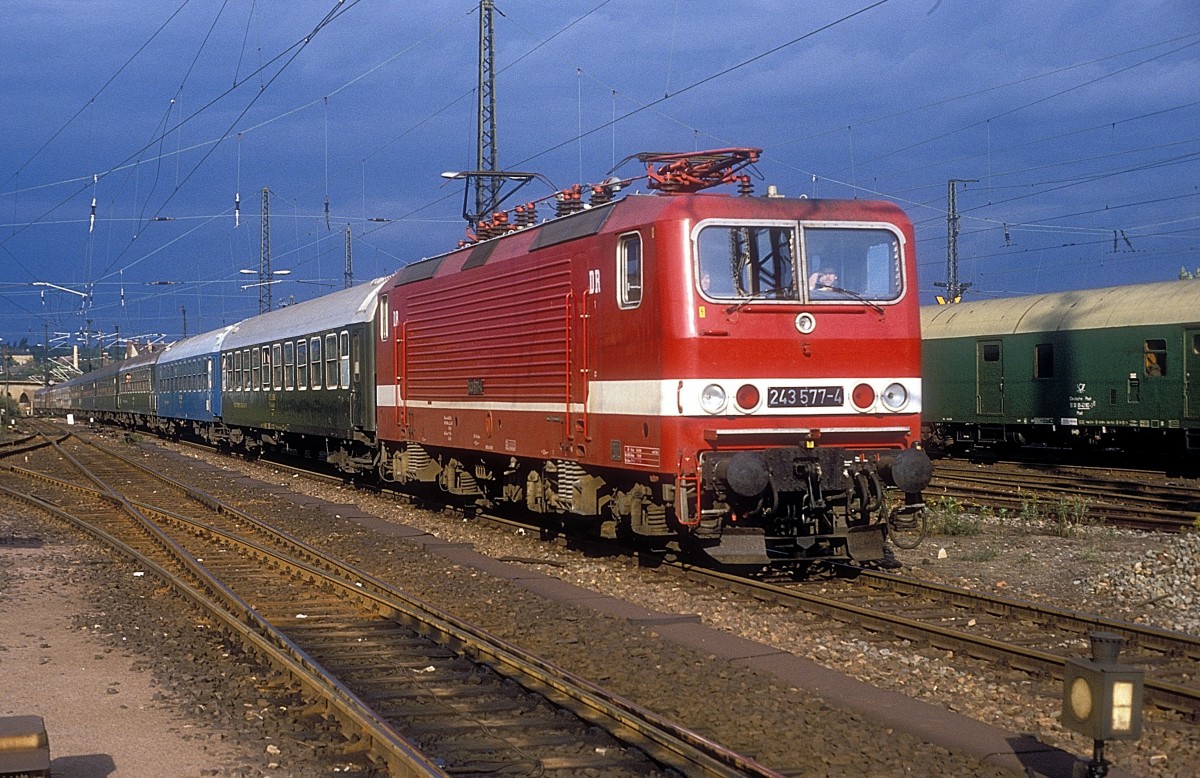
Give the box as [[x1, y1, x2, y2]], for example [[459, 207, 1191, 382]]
[[159, 325, 235, 363], [384, 192, 912, 287], [921, 280, 1200, 339], [223, 276, 390, 350]]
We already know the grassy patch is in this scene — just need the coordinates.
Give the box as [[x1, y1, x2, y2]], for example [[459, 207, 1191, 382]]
[[926, 497, 983, 536]]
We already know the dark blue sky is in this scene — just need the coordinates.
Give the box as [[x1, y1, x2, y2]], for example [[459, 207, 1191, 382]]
[[1, 0, 1197, 348]]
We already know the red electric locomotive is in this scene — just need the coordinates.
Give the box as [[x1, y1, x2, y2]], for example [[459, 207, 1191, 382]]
[[374, 149, 931, 567]]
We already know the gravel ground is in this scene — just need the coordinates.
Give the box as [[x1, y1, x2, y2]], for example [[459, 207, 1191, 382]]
[[0, 507, 365, 777], [5, 430, 1197, 776]]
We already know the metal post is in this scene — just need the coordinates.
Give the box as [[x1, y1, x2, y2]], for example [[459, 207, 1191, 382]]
[[1086, 739, 1109, 778], [344, 224, 353, 289], [44, 321, 50, 387]]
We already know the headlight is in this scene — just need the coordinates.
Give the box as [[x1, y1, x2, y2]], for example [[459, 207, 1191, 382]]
[[700, 384, 727, 414], [880, 382, 909, 411]]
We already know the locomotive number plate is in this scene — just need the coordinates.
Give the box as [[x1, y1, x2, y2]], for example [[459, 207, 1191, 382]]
[[767, 386, 844, 408]]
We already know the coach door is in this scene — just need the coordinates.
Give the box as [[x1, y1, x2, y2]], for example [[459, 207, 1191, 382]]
[[1187, 328, 1200, 419], [345, 330, 357, 429], [976, 339, 1004, 416]]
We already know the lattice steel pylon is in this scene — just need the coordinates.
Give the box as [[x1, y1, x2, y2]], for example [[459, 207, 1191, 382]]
[[474, 0, 500, 225], [260, 187, 271, 313], [935, 178, 976, 304]]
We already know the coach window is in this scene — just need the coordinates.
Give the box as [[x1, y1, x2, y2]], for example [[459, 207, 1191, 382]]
[[310, 337, 322, 389], [233, 351, 242, 391], [271, 343, 283, 389], [982, 344, 1001, 362], [243, 349, 251, 390], [296, 340, 308, 389], [325, 333, 338, 389], [284, 341, 295, 390], [339, 331, 351, 388], [1034, 343, 1054, 379], [260, 347, 270, 390], [1144, 339, 1167, 377], [618, 233, 642, 308]]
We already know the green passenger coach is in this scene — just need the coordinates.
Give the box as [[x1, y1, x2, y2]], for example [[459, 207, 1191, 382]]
[[921, 281, 1200, 457], [219, 277, 390, 471]]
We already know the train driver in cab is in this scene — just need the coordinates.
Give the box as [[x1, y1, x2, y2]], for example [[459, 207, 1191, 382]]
[[808, 267, 839, 294]]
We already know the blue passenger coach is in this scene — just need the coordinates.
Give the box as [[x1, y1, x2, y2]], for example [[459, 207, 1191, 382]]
[[154, 325, 234, 440]]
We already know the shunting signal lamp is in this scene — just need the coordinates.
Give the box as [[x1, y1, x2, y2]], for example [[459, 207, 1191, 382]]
[[1062, 632, 1144, 777]]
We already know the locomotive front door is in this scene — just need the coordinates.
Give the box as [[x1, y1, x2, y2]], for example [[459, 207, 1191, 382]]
[[976, 339, 1004, 416], [1186, 328, 1200, 419]]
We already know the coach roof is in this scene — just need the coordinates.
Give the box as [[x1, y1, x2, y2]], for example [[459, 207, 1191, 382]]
[[223, 277, 390, 351], [159, 325, 234, 363], [922, 281, 1200, 340]]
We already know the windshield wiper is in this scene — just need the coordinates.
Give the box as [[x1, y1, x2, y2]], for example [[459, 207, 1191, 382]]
[[814, 284, 885, 315], [724, 286, 795, 314]]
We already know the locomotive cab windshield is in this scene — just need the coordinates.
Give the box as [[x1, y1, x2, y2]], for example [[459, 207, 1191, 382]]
[[695, 222, 903, 306]]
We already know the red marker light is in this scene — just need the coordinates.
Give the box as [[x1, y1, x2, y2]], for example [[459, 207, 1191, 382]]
[[736, 384, 760, 410], [852, 383, 876, 409]]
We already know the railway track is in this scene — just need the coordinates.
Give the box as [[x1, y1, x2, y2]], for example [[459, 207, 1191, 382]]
[[929, 459, 1200, 531], [667, 562, 1200, 719], [0, 431, 780, 777], [134, 429, 1200, 719]]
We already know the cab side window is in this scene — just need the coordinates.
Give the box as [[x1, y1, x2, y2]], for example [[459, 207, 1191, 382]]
[[618, 233, 642, 308]]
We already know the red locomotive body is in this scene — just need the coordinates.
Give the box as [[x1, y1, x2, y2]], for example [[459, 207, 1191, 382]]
[[374, 157, 930, 566]]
